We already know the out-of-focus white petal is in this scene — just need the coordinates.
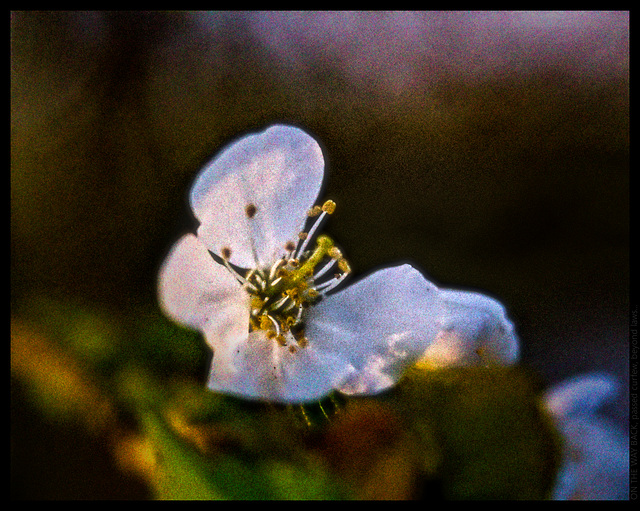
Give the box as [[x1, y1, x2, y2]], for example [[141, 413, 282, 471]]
[[190, 125, 325, 269], [544, 373, 629, 500], [551, 416, 629, 500], [206, 330, 356, 404], [417, 289, 519, 368], [544, 372, 618, 419], [304, 264, 443, 396], [157, 234, 249, 338]]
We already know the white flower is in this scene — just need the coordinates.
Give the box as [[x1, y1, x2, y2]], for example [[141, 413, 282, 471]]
[[158, 124, 519, 403], [416, 289, 519, 369], [544, 373, 629, 500]]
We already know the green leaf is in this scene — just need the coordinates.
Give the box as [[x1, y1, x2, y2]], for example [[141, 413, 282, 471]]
[[392, 366, 562, 500]]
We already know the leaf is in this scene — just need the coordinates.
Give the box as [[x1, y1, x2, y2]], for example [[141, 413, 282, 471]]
[[392, 366, 562, 500]]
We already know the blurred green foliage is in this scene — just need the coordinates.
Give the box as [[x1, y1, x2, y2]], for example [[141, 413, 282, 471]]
[[12, 296, 560, 500]]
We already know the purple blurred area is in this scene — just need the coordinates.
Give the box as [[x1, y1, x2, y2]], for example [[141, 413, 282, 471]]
[[11, 11, 629, 499]]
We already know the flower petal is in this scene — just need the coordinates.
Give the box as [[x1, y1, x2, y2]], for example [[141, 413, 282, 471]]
[[157, 234, 250, 340], [206, 330, 356, 404], [304, 264, 443, 396], [190, 125, 325, 268], [417, 289, 519, 368], [544, 372, 618, 419], [551, 415, 629, 500]]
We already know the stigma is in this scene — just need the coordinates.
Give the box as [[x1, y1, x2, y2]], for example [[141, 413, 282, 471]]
[[220, 200, 351, 351]]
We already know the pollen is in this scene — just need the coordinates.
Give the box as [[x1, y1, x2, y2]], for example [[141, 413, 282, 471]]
[[307, 205, 322, 217], [338, 258, 351, 273], [321, 200, 336, 214], [221, 247, 232, 260], [259, 315, 272, 330], [328, 246, 342, 259], [285, 241, 296, 252]]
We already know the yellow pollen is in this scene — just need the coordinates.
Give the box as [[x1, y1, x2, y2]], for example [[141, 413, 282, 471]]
[[338, 258, 351, 273], [259, 315, 272, 330], [275, 334, 287, 346], [298, 232, 308, 240], [328, 246, 342, 259], [307, 205, 322, 217], [322, 200, 336, 214], [285, 316, 297, 327]]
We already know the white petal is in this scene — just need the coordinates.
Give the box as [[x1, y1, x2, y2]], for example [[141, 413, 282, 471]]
[[157, 234, 249, 339], [417, 289, 519, 368], [190, 125, 325, 269], [304, 264, 443, 396], [206, 330, 355, 404], [544, 372, 618, 419], [552, 415, 629, 500]]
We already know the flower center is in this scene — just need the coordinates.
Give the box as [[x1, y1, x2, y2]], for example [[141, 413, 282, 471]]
[[221, 200, 351, 353]]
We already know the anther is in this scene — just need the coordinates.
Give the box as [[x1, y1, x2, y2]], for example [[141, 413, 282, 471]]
[[338, 258, 351, 273], [328, 246, 342, 259], [307, 206, 322, 217], [245, 203, 257, 218], [285, 241, 296, 252], [221, 247, 232, 260], [322, 200, 336, 214]]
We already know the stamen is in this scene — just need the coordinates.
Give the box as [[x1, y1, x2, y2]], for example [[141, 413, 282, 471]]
[[307, 206, 322, 217], [269, 259, 286, 282], [321, 200, 336, 214], [316, 273, 349, 295], [220, 248, 259, 292], [313, 257, 337, 279], [295, 202, 335, 258]]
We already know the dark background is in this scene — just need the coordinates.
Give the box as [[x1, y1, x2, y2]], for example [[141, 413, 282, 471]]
[[11, 11, 629, 499]]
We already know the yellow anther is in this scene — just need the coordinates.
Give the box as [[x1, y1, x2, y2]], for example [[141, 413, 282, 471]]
[[275, 334, 287, 346], [259, 315, 272, 331], [298, 231, 308, 240], [307, 205, 322, 217], [297, 336, 309, 348], [251, 296, 265, 309], [338, 258, 351, 273], [328, 246, 342, 259], [307, 288, 319, 299], [285, 316, 297, 327], [289, 345, 297, 354], [322, 200, 336, 214]]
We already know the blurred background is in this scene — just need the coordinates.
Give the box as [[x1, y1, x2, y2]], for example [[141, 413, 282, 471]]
[[11, 11, 629, 499]]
